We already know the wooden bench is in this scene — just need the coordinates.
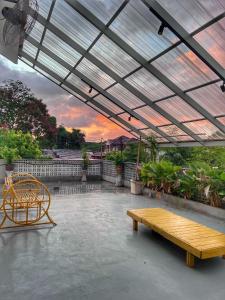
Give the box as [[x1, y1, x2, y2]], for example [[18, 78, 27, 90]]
[[127, 208, 225, 267]]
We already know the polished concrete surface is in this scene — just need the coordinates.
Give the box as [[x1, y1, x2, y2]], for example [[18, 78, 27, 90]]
[[0, 181, 225, 300]]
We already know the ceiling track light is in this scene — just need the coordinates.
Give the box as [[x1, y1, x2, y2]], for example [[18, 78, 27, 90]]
[[158, 22, 166, 35], [128, 115, 132, 121], [220, 82, 225, 93], [89, 86, 93, 93]]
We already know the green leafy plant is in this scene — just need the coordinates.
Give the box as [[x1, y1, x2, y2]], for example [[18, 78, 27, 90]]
[[141, 161, 181, 193], [0, 147, 20, 165], [0, 129, 42, 159], [146, 136, 158, 162], [105, 151, 124, 166], [82, 149, 89, 170], [105, 151, 124, 174]]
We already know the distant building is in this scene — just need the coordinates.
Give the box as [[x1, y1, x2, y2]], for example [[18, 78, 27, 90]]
[[105, 136, 137, 152]]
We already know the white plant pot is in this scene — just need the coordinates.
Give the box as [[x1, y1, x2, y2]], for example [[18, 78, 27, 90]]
[[130, 179, 143, 195]]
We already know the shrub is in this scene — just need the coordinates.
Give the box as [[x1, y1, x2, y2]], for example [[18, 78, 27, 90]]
[[105, 151, 124, 166], [0, 129, 42, 160], [141, 160, 181, 193]]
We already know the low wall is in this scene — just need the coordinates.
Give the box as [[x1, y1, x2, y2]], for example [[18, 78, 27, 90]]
[[0, 159, 102, 182], [143, 188, 225, 220], [102, 161, 136, 186]]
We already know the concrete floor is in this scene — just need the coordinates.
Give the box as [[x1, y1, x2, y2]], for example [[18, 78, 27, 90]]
[[0, 181, 225, 300]]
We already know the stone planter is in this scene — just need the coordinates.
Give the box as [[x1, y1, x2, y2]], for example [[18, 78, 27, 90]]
[[130, 179, 143, 195], [143, 187, 225, 220], [115, 174, 123, 187]]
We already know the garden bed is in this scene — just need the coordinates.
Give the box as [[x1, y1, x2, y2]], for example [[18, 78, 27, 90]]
[[143, 187, 225, 220]]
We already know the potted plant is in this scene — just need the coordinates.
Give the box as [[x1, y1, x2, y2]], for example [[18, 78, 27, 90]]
[[106, 151, 124, 187], [0, 147, 20, 176], [130, 137, 143, 195], [81, 149, 89, 182]]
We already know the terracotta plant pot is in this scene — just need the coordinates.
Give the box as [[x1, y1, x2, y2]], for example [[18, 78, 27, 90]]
[[5, 163, 14, 172], [116, 165, 123, 174]]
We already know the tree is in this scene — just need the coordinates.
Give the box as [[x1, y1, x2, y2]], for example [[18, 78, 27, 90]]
[[56, 126, 85, 149], [70, 129, 85, 149], [0, 80, 57, 145]]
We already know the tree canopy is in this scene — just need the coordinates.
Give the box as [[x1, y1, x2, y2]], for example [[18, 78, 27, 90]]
[[56, 126, 85, 149], [0, 80, 57, 146]]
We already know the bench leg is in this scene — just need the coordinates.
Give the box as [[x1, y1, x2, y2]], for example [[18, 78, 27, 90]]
[[133, 219, 138, 231], [186, 252, 195, 268]]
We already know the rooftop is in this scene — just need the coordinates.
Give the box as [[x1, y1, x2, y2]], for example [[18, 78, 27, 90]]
[[0, 181, 224, 300]]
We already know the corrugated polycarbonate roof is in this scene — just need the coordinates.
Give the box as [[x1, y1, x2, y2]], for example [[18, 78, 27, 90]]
[[19, 0, 225, 147]]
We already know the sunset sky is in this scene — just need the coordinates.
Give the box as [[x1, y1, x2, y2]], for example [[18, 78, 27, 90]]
[[0, 56, 131, 142]]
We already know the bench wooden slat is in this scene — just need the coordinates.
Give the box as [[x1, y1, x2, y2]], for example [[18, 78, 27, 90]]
[[127, 208, 225, 267]]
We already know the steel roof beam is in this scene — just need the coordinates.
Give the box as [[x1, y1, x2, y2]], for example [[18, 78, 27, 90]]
[[142, 0, 225, 81], [65, 0, 225, 135], [21, 52, 147, 140]]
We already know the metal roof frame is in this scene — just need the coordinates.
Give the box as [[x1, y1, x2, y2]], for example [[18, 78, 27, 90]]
[[17, 0, 225, 147]]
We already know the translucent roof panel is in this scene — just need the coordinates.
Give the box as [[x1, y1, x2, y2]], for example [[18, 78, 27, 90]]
[[173, 136, 194, 142], [135, 106, 171, 127], [43, 30, 82, 67], [51, 0, 100, 49], [35, 67, 61, 85], [140, 128, 161, 137], [184, 120, 225, 140], [28, 21, 44, 43], [77, 0, 124, 24], [157, 96, 203, 122], [125, 68, 173, 101], [22, 40, 38, 59], [38, 0, 52, 18], [157, 0, 225, 33], [110, 118, 132, 132], [90, 35, 140, 77], [88, 102, 109, 117], [120, 113, 147, 129], [107, 84, 144, 109], [61, 85, 86, 102], [217, 117, 225, 126], [159, 125, 191, 140], [94, 95, 123, 115], [37, 52, 69, 78], [187, 82, 225, 117], [76, 58, 115, 89], [195, 18, 225, 68], [156, 137, 168, 143], [66, 73, 98, 97], [110, 0, 178, 60], [152, 44, 217, 90]]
